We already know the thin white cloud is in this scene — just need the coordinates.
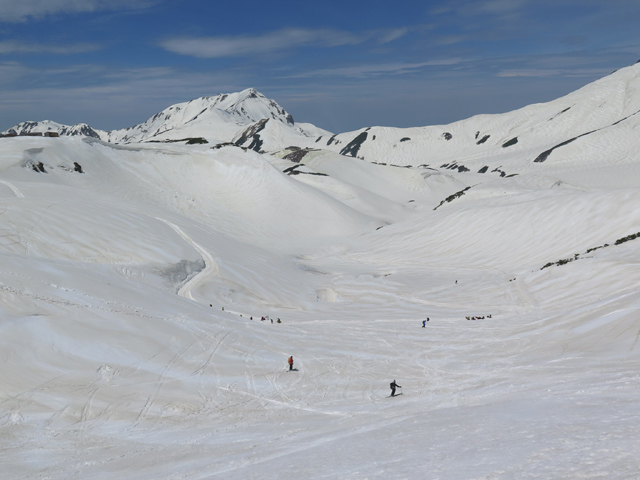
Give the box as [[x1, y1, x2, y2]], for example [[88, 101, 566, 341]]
[[287, 59, 465, 79], [160, 27, 410, 59], [0, 0, 157, 22], [475, 0, 529, 14], [0, 40, 101, 54], [377, 28, 410, 44], [497, 68, 609, 77]]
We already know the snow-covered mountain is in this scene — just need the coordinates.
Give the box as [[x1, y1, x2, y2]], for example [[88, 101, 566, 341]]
[[2, 88, 331, 146], [3, 62, 640, 479], [293, 61, 640, 176], [4, 120, 102, 138]]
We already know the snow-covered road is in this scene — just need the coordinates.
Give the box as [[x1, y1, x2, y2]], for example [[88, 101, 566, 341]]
[[156, 218, 219, 301]]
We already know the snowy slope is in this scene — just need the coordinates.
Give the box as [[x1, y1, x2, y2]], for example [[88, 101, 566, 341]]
[[2, 64, 640, 479], [313, 62, 640, 176]]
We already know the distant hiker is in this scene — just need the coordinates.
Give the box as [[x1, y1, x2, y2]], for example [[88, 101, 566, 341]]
[[261, 316, 265, 321], [222, 307, 224, 311], [250, 316, 253, 320], [288, 356, 294, 371], [455, 280, 457, 284], [271, 318, 273, 324], [390, 380, 401, 397], [427, 317, 430, 322], [422, 320, 426, 328], [277, 318, 281, 323]]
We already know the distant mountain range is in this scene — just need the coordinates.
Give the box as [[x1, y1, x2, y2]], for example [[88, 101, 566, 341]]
[[4, 61, 640, 177], [2, 88, 330, 146]]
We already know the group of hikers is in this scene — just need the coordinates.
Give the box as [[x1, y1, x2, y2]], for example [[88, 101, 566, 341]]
[[216, 306, 282, 323], [466, 315, 491, 320], [251, 315, 281, 324]]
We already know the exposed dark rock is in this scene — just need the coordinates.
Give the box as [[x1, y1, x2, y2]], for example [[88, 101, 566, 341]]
[[476, 135, 490, 145], [434, 186, 471, 211], [339, 131, 368, 157], [400, 137, 411, 142], [539, 231, 640, 270], [186, 137, 208, 144], [534, 136, 583, 163], [491, 167, 507, 177], [442, 132, 452, 140], [457, 166, 470, 172], [502, 137, 518, 148], [615, 231, 640, 245], [478, 166, 488, 173], [315, 136, 322, 143], [535, 109, 640, 162], [548, 107, 571, 121], [234, 118, 268, 152], [150, 137, 208, 144], [73, 162, 83, 173], [32, 162, 46, 173], [475, 131, 480, 139], [327, 135, 337, 146], [283, 147, 318, 163], [210, 142, 247, 151], [283, 164, 328, 176]]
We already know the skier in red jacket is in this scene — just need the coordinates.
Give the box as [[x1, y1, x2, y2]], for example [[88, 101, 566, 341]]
[[288, 356, 294, 371]]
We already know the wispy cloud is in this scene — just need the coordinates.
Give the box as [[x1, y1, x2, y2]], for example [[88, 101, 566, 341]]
[[497, 67, 610, 78], [287, 59, 465, 79], [0, 0, 158, 22], [160, 27, 410, 58], [0, 40, 101, 55], [434, 0, 529, 17]]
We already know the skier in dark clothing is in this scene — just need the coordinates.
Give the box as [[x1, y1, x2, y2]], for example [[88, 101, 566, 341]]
[[390, 380, 401, 396], [422, 320, 426, 327]]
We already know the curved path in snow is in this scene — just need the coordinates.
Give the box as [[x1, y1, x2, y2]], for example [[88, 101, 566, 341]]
[[0, 179, 25, 198], [156, 218, 218, 301]]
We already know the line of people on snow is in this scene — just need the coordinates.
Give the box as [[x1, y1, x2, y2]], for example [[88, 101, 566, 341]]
[[466, 315, 492, 320], [215, 306, 283, 323]]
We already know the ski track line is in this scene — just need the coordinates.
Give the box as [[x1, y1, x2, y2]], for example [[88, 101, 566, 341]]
[[192, 330, 234, 376], [131, 339, 198, 429], [211, 412, 412, 477], [0, 179, 25, 198], [155, 217, 218, 301]]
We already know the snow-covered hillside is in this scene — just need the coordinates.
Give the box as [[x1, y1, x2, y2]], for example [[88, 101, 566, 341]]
[[308, 61, 640, 176], [2, 63, 640, 479]]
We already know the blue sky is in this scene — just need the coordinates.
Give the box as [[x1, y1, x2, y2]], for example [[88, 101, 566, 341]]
[[1, 0, 639, 133]]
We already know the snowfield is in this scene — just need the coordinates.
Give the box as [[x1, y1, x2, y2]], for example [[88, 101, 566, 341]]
[[2, 63, 640, 479]]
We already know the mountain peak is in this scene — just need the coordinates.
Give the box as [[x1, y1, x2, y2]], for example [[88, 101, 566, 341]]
[[2, 88, 303, 144]]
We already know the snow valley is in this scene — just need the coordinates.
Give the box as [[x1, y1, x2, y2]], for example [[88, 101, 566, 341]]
[[2, 62, 640, 479]]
